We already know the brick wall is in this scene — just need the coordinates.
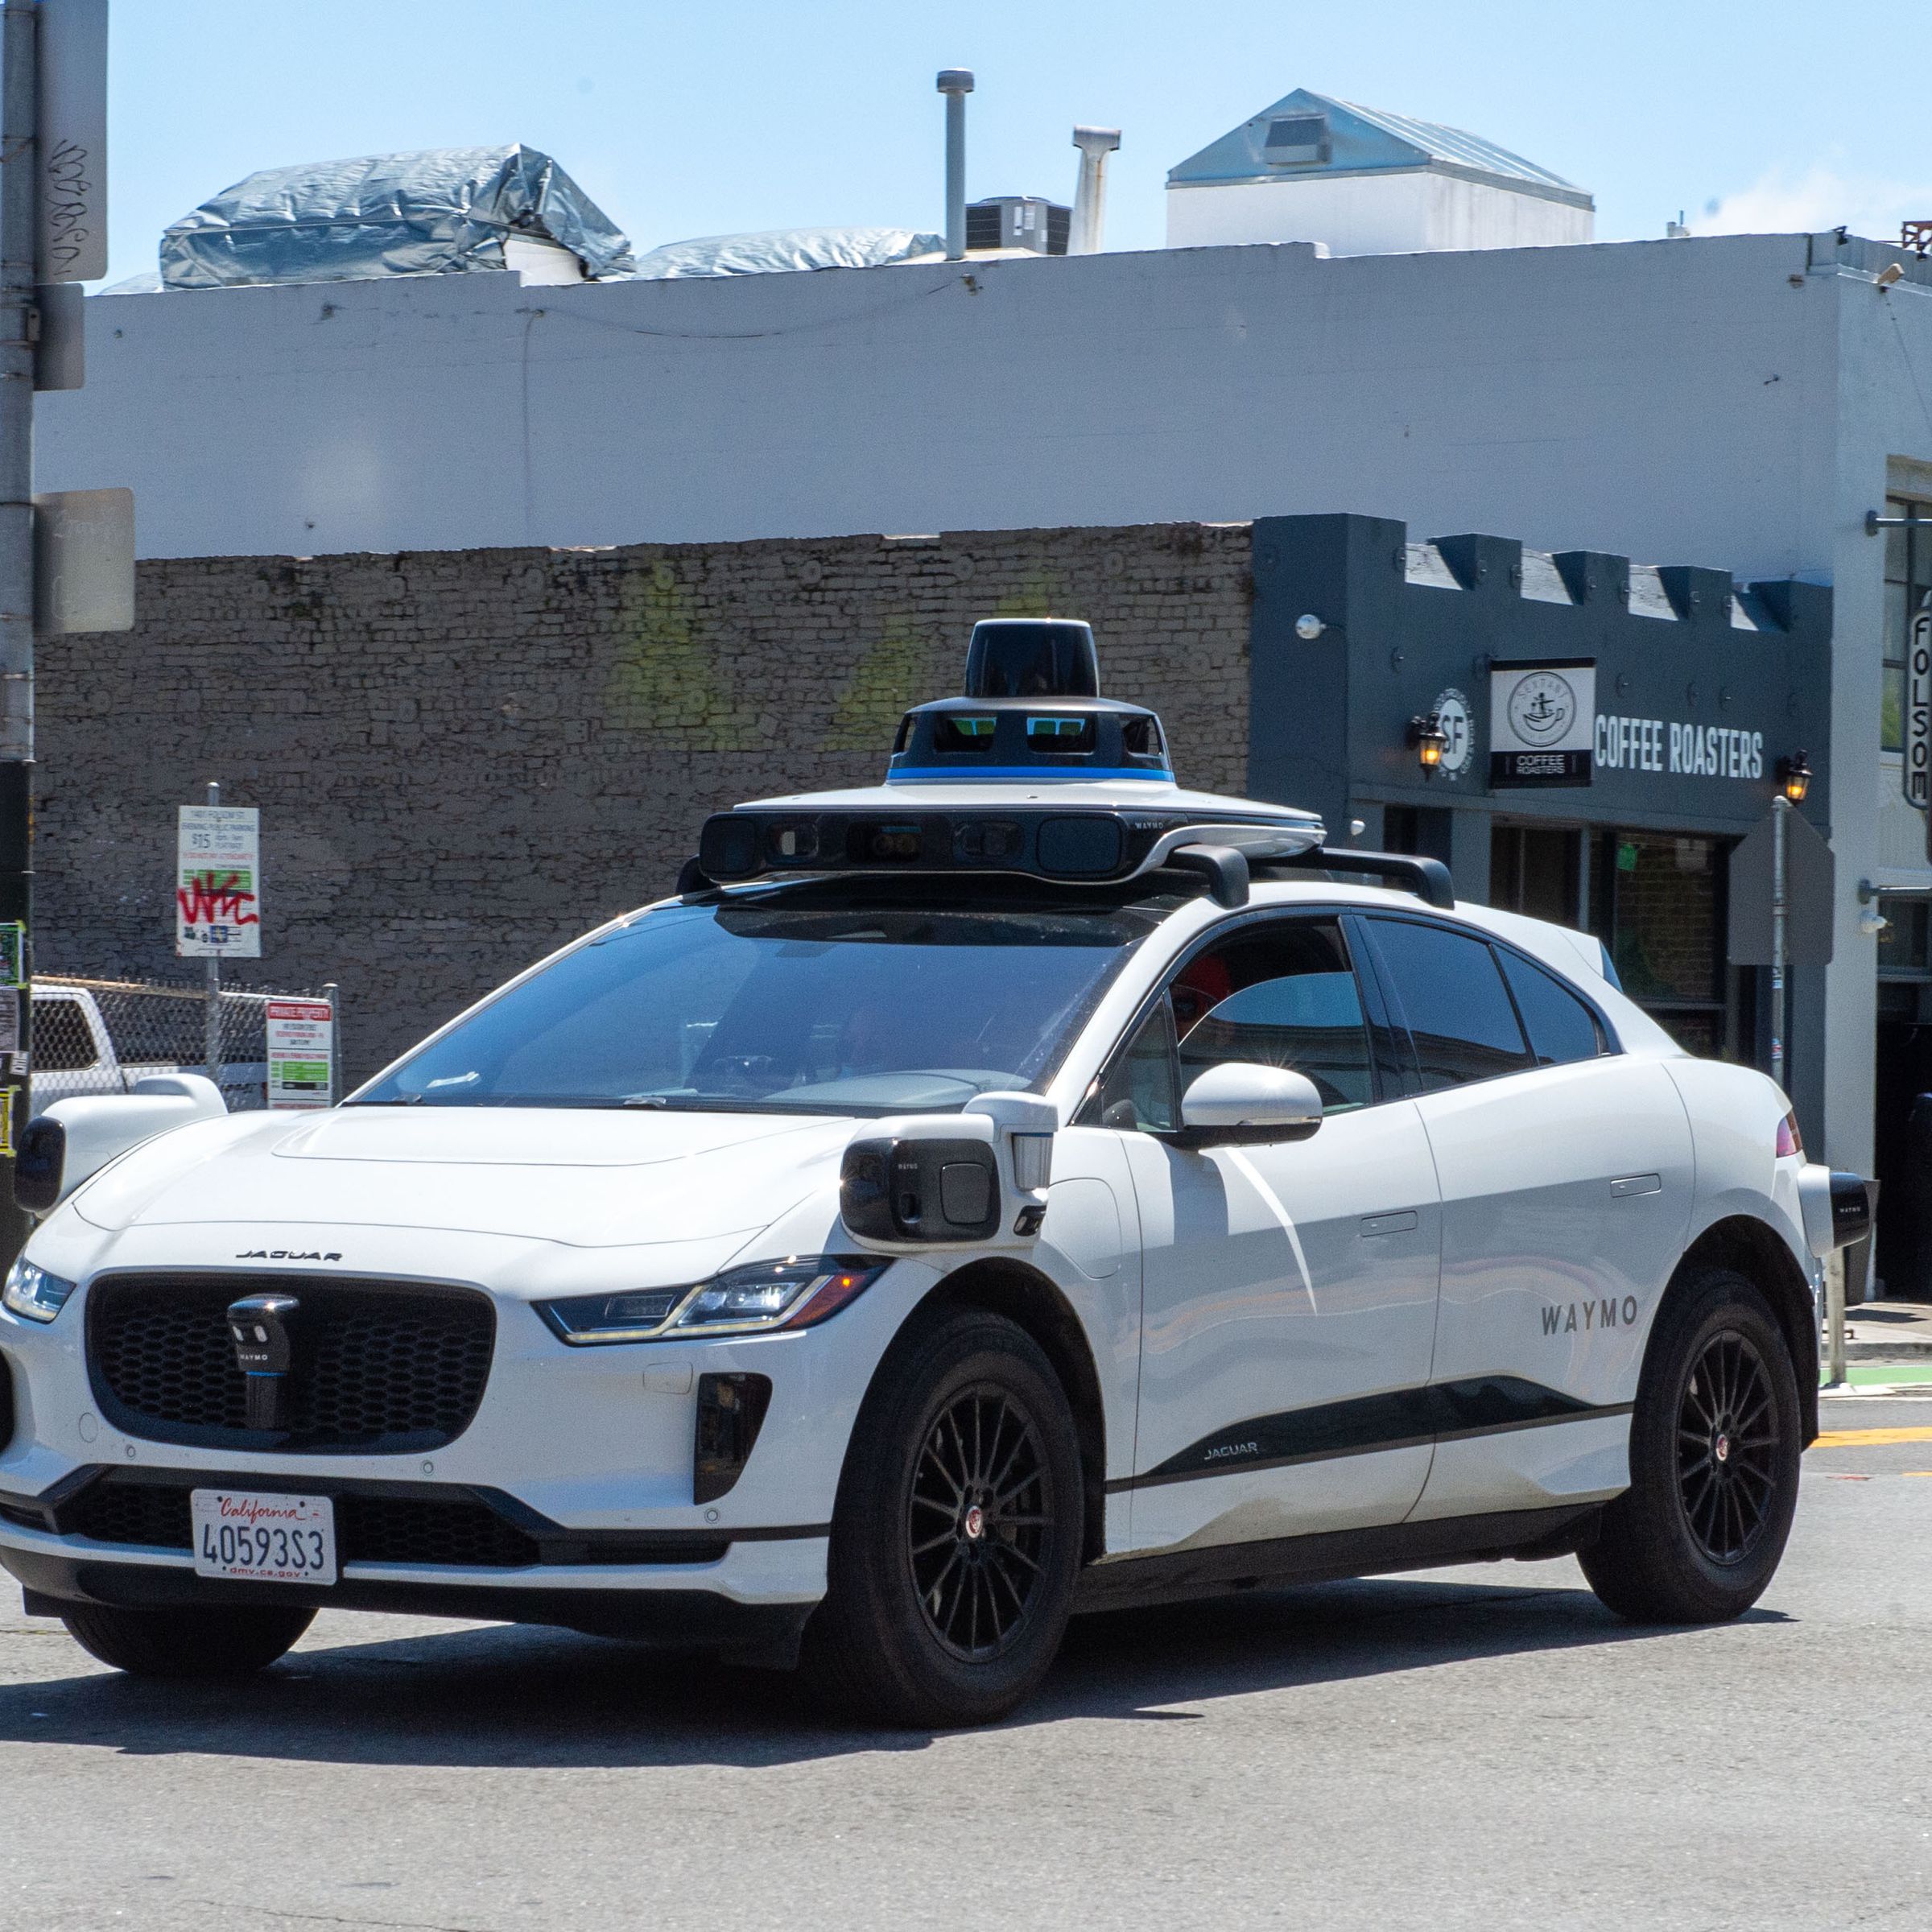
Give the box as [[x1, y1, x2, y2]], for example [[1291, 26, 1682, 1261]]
[[37, 521, 1253, 1081]]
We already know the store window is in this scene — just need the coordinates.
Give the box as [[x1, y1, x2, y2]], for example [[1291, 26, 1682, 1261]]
[[1491, 823, 1580, 925], [1597, 831, 1728, 1057], [1883, 497, 1932, 753]]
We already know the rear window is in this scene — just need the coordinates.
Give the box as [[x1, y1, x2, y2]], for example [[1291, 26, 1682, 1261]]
[[1497, 949, 1606, 1067], [1366, 919, 1533, 1089]]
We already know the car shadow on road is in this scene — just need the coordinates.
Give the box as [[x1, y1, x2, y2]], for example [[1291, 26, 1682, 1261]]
[[0, 1567, 1781, 1770]]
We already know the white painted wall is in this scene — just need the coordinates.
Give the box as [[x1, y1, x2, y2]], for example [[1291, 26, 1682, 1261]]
[[1164, 171, 1591, 254], [41, 236, 1834, 578]]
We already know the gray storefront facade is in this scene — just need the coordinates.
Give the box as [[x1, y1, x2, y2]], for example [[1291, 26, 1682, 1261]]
[[1249, 512, 1835, 1147]]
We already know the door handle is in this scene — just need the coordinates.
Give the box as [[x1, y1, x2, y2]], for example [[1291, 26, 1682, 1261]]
[[1610, 1173, 1662, 1198], [1360, 1210, 1420, 1237]]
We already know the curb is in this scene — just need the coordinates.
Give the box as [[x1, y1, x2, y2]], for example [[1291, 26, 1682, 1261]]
[[1846, 1341, 1932, 1360]]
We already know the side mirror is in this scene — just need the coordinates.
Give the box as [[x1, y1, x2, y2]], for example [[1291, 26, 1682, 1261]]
[[17, 1074, 227, 1213], [840, 1091, 1057, 1251], [1174, 1063, 1323, 1148]]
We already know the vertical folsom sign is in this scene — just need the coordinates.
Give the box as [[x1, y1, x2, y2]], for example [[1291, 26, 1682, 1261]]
[[176, 806, 261, 959], [38, 0, 109, 284], [1906, 608, 1932, 816]]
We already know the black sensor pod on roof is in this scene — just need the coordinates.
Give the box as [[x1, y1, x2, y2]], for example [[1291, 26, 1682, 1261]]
[[964, 619, 1099, 699]]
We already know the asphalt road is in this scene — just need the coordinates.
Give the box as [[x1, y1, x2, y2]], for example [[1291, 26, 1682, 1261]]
[[3, 1393, 1929, 1932]]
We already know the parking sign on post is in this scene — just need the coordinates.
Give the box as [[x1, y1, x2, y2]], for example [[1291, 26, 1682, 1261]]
[[176, 805, 261, 958]]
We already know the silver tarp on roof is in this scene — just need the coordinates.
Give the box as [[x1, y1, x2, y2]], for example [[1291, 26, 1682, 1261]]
[[159, 144, 634, 290], [630, 226, 943, 279]]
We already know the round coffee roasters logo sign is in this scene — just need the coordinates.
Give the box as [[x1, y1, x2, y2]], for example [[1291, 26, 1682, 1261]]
[[1507, 671, 1578, 746]]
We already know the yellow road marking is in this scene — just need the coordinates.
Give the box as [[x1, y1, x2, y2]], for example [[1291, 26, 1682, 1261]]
[[1813, 1426, 1932, 1447]]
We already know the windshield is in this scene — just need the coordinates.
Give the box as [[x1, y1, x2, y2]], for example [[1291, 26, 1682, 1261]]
[[354, 891, 1166, 1114]]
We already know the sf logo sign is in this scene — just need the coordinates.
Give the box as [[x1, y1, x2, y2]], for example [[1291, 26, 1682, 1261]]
[[1431, 689, 1472, 778]]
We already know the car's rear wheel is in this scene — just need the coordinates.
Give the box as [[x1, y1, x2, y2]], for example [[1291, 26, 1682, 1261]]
[[61, 1602, 316, 1678], [805, 1307, 1084, 1728], [1580, 1267, 1801, 1623]]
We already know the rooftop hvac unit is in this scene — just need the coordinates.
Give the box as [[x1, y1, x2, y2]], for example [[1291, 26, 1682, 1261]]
[[967, 197, 1071, 256]]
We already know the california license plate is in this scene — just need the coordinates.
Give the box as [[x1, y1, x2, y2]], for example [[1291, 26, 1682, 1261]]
[[190, 1489, 336, 1585]]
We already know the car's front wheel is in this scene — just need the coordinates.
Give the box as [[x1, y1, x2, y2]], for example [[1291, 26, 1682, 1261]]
[[61, 1602, 316, 1678], [1581, 1267, 1802, 1623], [806, 1307, 1084, 1728]]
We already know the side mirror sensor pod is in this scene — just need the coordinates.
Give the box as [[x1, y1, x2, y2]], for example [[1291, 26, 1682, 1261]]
[[1796, 1162, 1874, 1259], [840, 1092, 1057, 1251], [16, 1075, 227, 1214]]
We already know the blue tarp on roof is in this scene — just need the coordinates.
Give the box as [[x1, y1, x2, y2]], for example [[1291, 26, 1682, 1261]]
[[630, 226, 943, 279], [160, 145, 635, 290], [1167, 89, 1591, 208]]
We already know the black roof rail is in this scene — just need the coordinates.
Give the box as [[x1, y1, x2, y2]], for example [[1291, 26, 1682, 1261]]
[[1260, 845, 1455, 910]]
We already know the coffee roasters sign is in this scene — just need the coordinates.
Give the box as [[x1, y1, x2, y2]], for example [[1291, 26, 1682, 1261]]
[[1489, 658, 1596, 789]]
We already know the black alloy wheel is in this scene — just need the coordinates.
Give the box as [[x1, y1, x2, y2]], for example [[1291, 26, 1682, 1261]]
[[1581, 1267, 1802, 1624], [806, 1307, 1084, 1728], [1676, 1329, 1780, 1566], [909, 1385, 1051, 1662]]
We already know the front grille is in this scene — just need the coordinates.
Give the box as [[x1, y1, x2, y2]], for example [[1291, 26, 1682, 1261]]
[[61, 1480, 541, 1570], [88, 1273, 495, 1454]]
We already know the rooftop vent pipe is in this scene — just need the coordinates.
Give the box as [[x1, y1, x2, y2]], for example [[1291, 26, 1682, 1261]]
[[936, 69, 975, 261], [1069, 126, 1121, 255]]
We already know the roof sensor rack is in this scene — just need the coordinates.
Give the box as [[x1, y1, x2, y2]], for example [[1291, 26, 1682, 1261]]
[[1260, 846, 1455, 910]]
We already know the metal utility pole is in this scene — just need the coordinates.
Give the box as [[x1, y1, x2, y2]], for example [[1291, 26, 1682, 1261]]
[[0, 0, 39, 1268], [201, 779, 221, 1084], [1770, 793, 1787, 1091]]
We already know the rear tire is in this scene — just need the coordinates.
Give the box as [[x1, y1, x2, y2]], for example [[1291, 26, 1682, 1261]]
[[1580, 1268, 1801, 1624], [805, 1308, 1084, 1728], [61, 1602, 316, 1678]]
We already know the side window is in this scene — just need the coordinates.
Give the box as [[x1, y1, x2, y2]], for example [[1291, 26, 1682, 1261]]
[[1366, 919, 1533, 1090], [1497, 949, 1606, 1067], [32, 997, 100, 1072], [1175, 919, 1376, 1113], [1095, 1000, 1179, 1132]]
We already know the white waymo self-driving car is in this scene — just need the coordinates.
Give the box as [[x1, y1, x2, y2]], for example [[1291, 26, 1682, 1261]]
[[0, 621, 1871, 1726]]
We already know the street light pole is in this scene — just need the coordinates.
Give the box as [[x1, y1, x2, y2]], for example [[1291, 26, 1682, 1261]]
[[0, 0, 39, 1268]]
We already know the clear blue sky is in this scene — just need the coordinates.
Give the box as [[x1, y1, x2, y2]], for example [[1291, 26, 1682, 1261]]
[[99, 0, 1929, 285]]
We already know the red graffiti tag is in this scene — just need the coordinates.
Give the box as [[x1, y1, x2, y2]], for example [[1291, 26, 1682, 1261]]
[[177, 869, 259, 928]]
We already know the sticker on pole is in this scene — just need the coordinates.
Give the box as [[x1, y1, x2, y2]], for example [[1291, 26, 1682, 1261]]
[[0, 922, 23, 989], [266, 999, 332, 1110], [176, 806, 261, 958]]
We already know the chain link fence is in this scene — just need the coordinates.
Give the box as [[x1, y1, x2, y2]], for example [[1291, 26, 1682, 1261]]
[[31, 975, 339, 1115]]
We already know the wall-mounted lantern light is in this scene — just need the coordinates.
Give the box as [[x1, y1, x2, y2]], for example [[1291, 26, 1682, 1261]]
[[1408, 714, 1447, 772], [1776, 749, 1812, 804]]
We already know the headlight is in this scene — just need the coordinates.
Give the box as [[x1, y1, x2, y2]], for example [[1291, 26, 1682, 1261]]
[[536, 1256, 887, 1346], [3, 1257, 77, 1324]]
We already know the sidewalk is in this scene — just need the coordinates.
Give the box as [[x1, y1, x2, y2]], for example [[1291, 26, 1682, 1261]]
[[1845, 1299, 1932, 1360]]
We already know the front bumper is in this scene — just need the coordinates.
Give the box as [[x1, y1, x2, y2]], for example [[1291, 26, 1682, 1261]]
[[0, 1461, 829, 1652], [0, 1224, 945, 1634]]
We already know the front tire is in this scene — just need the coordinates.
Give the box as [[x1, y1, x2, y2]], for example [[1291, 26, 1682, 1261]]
[[1581, 1268, 1801, 1623], [806, 1308, 1084, 1727], [61, 1602, 316, 1678]]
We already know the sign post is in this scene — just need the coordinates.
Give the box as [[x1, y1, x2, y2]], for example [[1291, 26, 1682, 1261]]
[[176, 786, 261, 1087]]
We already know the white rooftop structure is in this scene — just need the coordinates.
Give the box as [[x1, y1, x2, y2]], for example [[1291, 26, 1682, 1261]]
[[1166, 89, 1594, 255]]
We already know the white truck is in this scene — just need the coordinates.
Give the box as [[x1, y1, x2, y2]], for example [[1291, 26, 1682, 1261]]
[[29, 982, 265, 1113]]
